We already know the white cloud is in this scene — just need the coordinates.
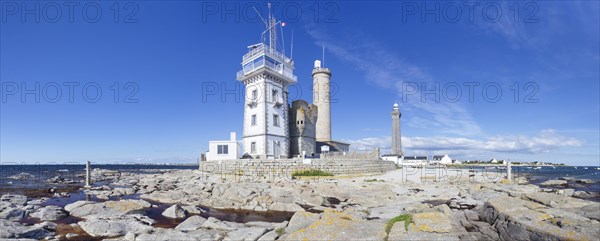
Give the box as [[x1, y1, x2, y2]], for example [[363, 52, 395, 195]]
[[473, 1, 530, 49], [343, 129, 582, 157]]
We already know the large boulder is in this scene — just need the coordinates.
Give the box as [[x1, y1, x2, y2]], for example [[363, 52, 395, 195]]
[[0, 219, 55, 240], [411, 212, 453, 233], [219, 185, 256, 202], [525, 192, 592, 208], [29, 205, 67, 221], [162, 204, 187, 219], [483, 195, 599, 240], [135, 228, 222, 241], [78, 215, 155, 237], [387, 220, 460, 241], [283, 209, 387, 241], [224, 227, 268, 241], [573, 191, 596, 199], [575, 179, 595, 184], [0, 202, 25, 221], [0, 195, 28, 206], [245, 221, 288, 230], [67, 199, 151, 219], [175, 215, 207, 231], [284, 211, 320, 234], [201, 217, 246, 231], [540, 180, 567, 186], [111, 187, 136, 196], [257, 230, 279, 241], [140, 190, 188, 204]]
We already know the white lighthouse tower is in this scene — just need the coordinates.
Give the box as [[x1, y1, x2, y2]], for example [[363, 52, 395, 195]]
[[312, 60, 332, 141], [237, 4, 296, 159]]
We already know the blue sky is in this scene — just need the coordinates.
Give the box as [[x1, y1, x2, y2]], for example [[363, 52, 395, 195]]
[[1, 1, 598, 165]]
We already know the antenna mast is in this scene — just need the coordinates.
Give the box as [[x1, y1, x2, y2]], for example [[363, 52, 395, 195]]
[[268, 3, 276, 50], [322, 44, 325, 67], [290, 29, 294, 59], [280, 21, 285, 56]]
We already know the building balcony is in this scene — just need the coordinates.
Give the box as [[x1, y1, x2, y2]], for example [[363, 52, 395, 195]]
[[237, 43, 297, 83], [236, 60, 297, 83], [242, 44, 292, 64]]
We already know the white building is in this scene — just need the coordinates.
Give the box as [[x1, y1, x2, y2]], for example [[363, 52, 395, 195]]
[[237, 12, 296, 159], [431, 154, 452, 165], [402, 156, 428, 166], [206, 132, 240, 161], [381, 154, 402, 165]]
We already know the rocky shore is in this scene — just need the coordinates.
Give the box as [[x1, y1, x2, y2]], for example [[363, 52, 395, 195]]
[[1, 167, 599, 240]]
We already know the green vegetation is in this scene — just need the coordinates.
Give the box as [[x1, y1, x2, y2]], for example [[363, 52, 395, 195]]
[[275, 227, 285, 236], [364, 179, 385, 182], [386, 214, 413, 234], [291, 169, 333, 178]]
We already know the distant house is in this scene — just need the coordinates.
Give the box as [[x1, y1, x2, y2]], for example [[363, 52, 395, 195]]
[[402, 156, 428, 166], [452, 159, 462, 164], [206, 132, 241, 161], [490, 158, 498, 164], [431, 154, 452, 165], [381, 154, 402, 165]]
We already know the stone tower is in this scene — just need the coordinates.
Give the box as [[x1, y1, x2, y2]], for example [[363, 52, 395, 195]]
[[391, 103, 402, 155], [312, 60, 332, 141], [289, 100, 318, 157], [237, 6, 296, 158]]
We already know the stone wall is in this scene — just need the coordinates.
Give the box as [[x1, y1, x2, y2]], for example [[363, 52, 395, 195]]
[[199, 158, 396, 178], [320, 149, 380, 161]]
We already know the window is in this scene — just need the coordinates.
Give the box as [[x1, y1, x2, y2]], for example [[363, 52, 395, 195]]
[[217, 145, 228, 155], [251, 115, 256, 126], [273, 141, 280, 157], [252, 89, 257, 100], [273, 114, 279, 127], [251, 142, 256, 154], [272, 89, 278, 102]]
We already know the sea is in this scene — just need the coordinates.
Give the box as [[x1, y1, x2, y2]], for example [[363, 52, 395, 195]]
[[0, 164, 198, 195], [0, 164, 598, 195]]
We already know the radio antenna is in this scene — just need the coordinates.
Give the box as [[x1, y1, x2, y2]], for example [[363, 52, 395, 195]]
[[322, 44, 325, 67], [290, 29, 294, 59]]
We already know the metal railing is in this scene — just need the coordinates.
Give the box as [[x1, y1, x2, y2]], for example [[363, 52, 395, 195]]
[[236, 60, 298, 82], [242, 44, 292, 64]]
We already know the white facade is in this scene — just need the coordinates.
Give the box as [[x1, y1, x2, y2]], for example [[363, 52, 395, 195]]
[[206, 132, 240, 161], [431, 154, 452, 165], [402, 156, 428, 166], [238, 43, 296, 159], [381, 155, 402, 165]]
